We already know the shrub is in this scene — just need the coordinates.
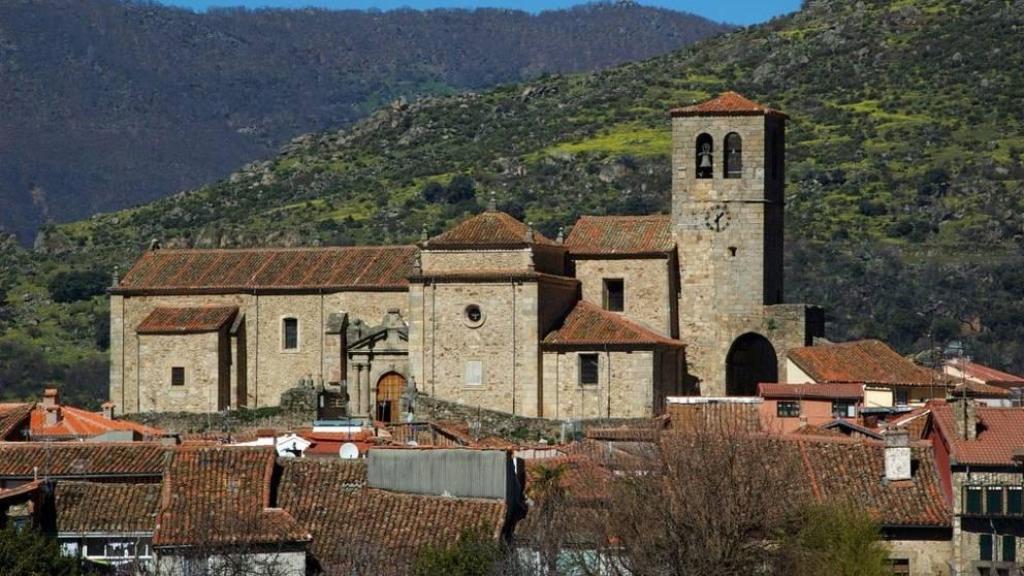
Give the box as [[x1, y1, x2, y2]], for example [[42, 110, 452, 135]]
[[47, 270, 108, 304]]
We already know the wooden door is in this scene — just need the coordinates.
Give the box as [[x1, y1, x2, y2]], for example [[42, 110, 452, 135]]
[[376, 372, 406, 423]]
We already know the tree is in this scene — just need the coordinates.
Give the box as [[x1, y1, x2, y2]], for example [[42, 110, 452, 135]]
[[412, 527, 505, 576], [47, 270, 108, 304], [0, 527, 80, 576], [788, 503, 890, 576]]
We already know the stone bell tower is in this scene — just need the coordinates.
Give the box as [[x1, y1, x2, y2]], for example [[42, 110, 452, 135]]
[[671, 91, 821, 396]]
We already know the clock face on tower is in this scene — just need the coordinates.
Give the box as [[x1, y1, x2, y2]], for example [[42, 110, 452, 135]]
[[703, 204, 731, 232]]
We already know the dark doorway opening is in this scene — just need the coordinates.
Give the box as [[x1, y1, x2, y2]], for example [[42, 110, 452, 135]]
[[375, 372, 406, 423], [726, 333, 778, 396]]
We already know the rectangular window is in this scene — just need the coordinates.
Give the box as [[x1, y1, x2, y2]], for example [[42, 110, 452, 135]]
[[987, 486, 1005, 515], [283, 318, 299, 350], [1003, 535, 1016, 563], [980, 534, 993, 562], [171, 367, 185, 387], [603, 279, 624, 312], [777, 401, 800, 418], [832, 401, 856, 419], [894, 389, 909, 405], [465, 361, 483, 387], [1008, 486, 1022, 514], [886, 559, 910, 576], [579, 354, 599, 386], [966, 486, 983, 514]]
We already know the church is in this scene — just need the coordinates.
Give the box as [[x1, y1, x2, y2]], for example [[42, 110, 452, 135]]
[[108, 92, 823, 421]]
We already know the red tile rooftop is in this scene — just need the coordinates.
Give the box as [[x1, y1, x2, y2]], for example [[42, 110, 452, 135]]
[[543, 300, 684, 348], [758, 382, 864, 401], [670, 91, 788, 118], [136, 306, 238, 334], [788, 339, 941, 387], [930, 401, 1024, 467], [425, 209, 556, 249], [564, 215, 673, 256]]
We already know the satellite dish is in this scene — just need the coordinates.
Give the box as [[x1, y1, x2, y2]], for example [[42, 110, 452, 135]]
[[339, 443, 360, 460]]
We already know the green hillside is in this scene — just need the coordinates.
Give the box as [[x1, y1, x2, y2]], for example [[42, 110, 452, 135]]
[[3, 0, 1024, 406]]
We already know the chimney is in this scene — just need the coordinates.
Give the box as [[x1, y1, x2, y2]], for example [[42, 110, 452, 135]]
[[42, 388, 61, 427], [954, 398, 979, 440], [101, 402, 115, 420], [884, 430, 912, 482]]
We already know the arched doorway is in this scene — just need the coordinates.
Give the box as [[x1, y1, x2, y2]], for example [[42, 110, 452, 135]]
[[726, 333, 778, 396], [375, 372, 406, 423]]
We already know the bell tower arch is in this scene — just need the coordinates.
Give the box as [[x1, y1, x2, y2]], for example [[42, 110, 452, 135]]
[[671, 92, 792, 395]]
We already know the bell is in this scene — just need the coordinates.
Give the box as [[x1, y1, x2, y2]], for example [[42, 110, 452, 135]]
[[699, 151, 712, 169]]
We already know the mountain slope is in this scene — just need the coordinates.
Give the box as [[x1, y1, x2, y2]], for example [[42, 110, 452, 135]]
[[0, 0, 730, 243], [4, 0, 1024, 406]]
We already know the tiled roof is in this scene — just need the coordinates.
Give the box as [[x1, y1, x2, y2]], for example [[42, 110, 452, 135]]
[[792, 436, 950, 528], [788, 340, 940, 387], [113, 246, 417, 294], [954, 361, 1024, 387], [136, 306, 238, 335], [931, 401, 1024, 466], [788, 423, 846, 438], [0, 443, 168, 478], [278, 459, 507, 575], [29, 406, 163, 439], [153, 447, 310, 547], [564, 215, 673, 256], [559, 439, 658, 472], [55, 482, 161, 535], [0, 403, 32, 440], [543, 301, 684, 348], [889, 406, 932, 440], [953, 380, 1012, 398], [758, 382, 864, 401], [666, 400, 763, 434], [670, 91, 787, 118], [426, 210, 556, 249]]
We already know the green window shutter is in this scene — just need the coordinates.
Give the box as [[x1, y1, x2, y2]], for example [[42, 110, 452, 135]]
[[980, 534, 993, 561], [987, 486, 1005, 515], [1003, 535, 1016, 563], [966, 487, 983, 514], [1008, 487, 1022, 514]]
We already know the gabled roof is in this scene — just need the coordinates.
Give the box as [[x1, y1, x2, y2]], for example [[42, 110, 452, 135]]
[[113, 246, 417, 295], [758, 382, 864, 401], [953, 380, 1012, 399], [820, 419, 884, 440], [930, 401, 1024, 467], [136, 306, 238, 335], [792, 436, 949, 528], [788, 340, 940, 387], [670, 91, 788, 118], [426, 210, 556, 249], [55, 482, 162, 535], [0, 443, 169, 479], [29, 405, 163, 440], [542, 301, 684, 349], [153, 447, 310, 547], [278, 459, 506, 576], [951, 360, 1024, 387], [0, 403, 32, 440], [565, 215, 673, 257]]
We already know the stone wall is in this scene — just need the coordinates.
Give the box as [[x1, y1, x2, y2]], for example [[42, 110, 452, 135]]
[[137, 330, 225, 413], [950, 469, 1024, 573], [541, 349, 657, 420], [573, 256, 675, 337], [112, 290, 406, 415], [886, 537, 952, 576], [420, 249, 533, 274]]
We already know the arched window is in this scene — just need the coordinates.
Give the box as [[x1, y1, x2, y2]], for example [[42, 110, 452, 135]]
[[695, 133, 713, 179], [724, 132, 742, 178], [282, 317, 299, 350]]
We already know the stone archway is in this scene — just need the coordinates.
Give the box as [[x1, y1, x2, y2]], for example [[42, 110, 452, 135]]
[[725, 333, 778, 396], [375, 372, 406, 423]]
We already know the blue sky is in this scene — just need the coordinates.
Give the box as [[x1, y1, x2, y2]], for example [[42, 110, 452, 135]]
[[158, 0, 801, 26]]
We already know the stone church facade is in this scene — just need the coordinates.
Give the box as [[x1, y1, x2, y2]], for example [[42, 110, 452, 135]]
[[108, 91, 822, 420]]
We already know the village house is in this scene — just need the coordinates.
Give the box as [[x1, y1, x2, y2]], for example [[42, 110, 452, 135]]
[[108, 91, 825, 420], [928, 399, 1024, 575], [0, 388, 162, 442], [756, 382, 864, 433]]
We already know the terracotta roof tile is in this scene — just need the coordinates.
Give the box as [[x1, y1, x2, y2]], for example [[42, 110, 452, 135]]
[[0, 443, 169, 479], [543, 301, 684, 348], [136, 306, 238, 335], [29, 406, 163, 440], [55, 482, 161, 535], [153, 446, 310, 547], [791, 437, 950, 528], [278, 459, 506, 575], [666, 401, 763, 434], [788, 340, 940, 387], [931, 402, 1024, 466], [426, 210, 556, 249], [954, 361, 1024, 387], [565, 215, 673, 256], [953, 380, 1012, 398], [670, 91, 787, 118], [114, 246, 417, 294], [0, 403, 32, 440], [758, 382, 864, 401]]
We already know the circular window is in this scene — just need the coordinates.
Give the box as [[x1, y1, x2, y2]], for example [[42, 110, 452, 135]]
[[463, 304, 485, 328]]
